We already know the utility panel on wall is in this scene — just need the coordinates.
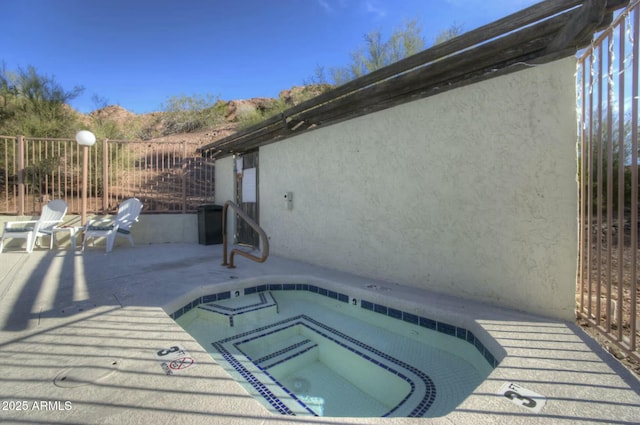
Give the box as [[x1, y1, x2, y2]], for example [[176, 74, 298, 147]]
[[284, 192, 293, 210]]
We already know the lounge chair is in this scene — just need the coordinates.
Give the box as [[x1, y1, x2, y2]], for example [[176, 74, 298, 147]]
[[82, 198, 143, 253], [0, 199, 68, 253]]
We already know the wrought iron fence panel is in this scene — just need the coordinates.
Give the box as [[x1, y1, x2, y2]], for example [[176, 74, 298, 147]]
[[577, 0, 640, 363], [0, 137, 214, 215]]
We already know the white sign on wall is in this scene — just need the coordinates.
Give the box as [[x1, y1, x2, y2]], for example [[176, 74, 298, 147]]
[[236, 157, 243, 175], [242, 167, 257, 203]]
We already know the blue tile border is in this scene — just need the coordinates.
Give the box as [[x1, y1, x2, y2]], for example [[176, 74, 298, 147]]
[[420, 316, 437, 331], [171, 283, 500, 369], [361, 300, 374, 311], [214, 315, 437, 417], [361, 298, 498, 368], [199, 292, 272, 314], [212, 341, 300, 416], [196, 292, 277, 327], [403, 312, 419, 325]]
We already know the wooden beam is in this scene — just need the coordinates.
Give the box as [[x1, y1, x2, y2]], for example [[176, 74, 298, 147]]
[[279, 0, 583, 120], [201, 0, 632, 158], [605, 0, 630, 13], [291, 16, 569, 131], [214, 37, 558, 155], [546, 0, 608, 52], [222, 45, 581, 156], [199, 0, 583, 155]]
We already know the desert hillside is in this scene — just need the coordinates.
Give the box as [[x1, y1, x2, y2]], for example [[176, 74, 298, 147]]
[[78, 84, 331, 147]]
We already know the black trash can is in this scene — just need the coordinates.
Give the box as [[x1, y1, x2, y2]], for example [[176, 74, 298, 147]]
[[197, 204, 223, 245]]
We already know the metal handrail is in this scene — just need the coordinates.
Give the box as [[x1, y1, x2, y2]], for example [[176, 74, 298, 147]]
[[221, 200, 269, 268]]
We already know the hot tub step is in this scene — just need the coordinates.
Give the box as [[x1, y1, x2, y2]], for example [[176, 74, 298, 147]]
[[254, 337, 318, 370], [196, 292, 278, 327]]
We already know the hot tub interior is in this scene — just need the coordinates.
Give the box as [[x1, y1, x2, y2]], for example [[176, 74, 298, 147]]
[[172, 282, 499, 417]]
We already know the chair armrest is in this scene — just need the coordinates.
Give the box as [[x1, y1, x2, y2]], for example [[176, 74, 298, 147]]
[[84, 218, 110, 230], [39, 220, 64, 226], [4, 220, 38, 229]]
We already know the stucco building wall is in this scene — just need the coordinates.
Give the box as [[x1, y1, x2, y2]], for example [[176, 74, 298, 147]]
[[255, 57, 577, 320]]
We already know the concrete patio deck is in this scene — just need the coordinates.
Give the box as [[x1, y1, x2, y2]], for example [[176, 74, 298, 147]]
[[0, 243, 638, 424]]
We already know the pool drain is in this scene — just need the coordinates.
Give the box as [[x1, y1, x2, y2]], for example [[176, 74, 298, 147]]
[[53, 360, 120, 388], [290, 377, 310, 393]]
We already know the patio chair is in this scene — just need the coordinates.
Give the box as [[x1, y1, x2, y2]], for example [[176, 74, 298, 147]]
[[82, 198, 143, 253], [0, 199, 68, 253]]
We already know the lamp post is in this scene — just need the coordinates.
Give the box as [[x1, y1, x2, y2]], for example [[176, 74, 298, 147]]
[[75, 130, 96, 225]]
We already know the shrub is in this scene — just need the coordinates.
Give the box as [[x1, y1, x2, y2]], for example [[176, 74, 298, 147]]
[[160, 94, 224, 135]]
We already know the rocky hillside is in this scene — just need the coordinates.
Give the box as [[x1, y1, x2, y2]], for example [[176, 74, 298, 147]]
[[79, 84, 331, 147]]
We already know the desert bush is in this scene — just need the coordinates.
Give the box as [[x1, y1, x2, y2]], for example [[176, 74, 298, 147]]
[[160, 94, 224, 135], [91, 119, 124, 140], [0, 64, 83, 137], [236, 110, 263, 129], [236, 88, 331, 130]]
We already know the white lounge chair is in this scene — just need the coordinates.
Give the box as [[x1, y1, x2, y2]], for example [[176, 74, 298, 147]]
[[0, 199, 68, 253], [82, 198, 143, 253]]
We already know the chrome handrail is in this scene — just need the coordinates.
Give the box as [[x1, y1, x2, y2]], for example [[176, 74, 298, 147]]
[[221, 201, 269, 268]]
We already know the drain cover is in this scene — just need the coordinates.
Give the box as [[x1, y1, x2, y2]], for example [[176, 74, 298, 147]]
[[53, 360, 119, 388], [290, 377, 310, 393]]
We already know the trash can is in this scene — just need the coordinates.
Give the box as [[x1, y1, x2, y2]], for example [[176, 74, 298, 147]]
[[197, 204, 223, 245]]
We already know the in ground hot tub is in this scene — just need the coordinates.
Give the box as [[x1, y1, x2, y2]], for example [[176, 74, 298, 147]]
[[169, 278, 501, 418]]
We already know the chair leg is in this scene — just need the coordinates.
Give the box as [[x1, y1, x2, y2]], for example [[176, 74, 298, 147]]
[[106, 234, 115, 253], [26, 234, 34, 253]]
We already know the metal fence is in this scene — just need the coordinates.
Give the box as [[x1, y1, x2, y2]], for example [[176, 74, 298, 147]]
[[0, 136, 215, 215], [577, 0, 640, 362]]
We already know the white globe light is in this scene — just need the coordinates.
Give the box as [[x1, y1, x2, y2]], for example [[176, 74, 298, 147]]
[[75, 130, 96, 146]]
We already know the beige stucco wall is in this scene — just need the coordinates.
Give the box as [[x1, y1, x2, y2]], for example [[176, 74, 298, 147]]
[[214, 155, 236, 241], [0, 214, 198, 249], [133, 214, 197, 244], [258, 57, 578, 320]]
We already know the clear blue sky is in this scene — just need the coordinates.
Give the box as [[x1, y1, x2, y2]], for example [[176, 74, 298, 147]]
[[2, 0, 539, 114]]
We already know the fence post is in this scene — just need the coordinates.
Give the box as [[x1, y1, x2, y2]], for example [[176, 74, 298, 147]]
[[17, 135, 24, 216], [102, 138, 109, 212], [182, 141, 187, 214]]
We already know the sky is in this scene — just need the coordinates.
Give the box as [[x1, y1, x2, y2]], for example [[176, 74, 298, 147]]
[[2, 0, 540, 114]]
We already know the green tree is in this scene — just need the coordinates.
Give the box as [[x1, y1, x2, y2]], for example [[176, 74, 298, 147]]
[[328, 19, 426, 85], [387, 19, 425, 62], [0, 63, 83, 137], [309, 20, 463, 87], [434, 23, 464, 45], [91, 94, 109, 110]]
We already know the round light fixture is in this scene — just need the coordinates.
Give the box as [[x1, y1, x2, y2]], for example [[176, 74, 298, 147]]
[[75, 130, 96, 146]]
